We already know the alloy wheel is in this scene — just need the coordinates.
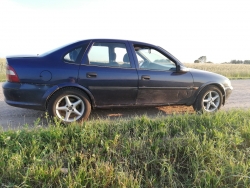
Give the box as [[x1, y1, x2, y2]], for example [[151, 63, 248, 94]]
[[55, 95, 85, 122], [202, 91, 220, 112]]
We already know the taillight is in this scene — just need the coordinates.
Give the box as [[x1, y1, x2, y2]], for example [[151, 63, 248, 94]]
[[6, 65, 20, 82]]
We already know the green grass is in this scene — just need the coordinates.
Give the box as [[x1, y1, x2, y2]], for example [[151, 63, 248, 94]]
[[1, 110, 250, 187], [184, 63, 250, 79]]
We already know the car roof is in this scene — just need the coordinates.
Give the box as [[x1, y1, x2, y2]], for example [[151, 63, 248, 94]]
[[74, 38, 156, 46]]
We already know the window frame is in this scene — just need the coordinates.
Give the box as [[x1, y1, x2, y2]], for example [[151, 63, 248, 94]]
[[82, 41, 135, 69]]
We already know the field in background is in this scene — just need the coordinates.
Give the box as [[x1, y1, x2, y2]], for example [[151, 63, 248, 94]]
[[1, 110, 250, 187], [0, 58, 6, 81], [184, 63, 250, 79]]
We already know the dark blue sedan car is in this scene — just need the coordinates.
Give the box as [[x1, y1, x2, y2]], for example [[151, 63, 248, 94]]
[[3, 39, 233, 123]]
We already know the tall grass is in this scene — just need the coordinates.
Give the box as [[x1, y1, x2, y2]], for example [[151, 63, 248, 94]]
[[184, 63, 250, 79], [1, 110, 250, 187]]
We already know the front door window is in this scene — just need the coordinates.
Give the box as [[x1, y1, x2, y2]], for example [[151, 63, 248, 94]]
[[135, 47, 176, 71]]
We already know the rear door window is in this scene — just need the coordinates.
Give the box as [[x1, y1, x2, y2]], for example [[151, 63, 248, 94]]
[[87, 42, 131, 68]]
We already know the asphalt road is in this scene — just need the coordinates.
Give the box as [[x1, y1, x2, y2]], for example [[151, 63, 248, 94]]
[[0, 80, 249, 130]]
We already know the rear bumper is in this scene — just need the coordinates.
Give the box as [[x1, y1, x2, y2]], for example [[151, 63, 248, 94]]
[[2, 82, 54, 111]]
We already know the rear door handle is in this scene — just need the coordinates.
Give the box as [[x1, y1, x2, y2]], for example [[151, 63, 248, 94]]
[[141, 75, 150, 80], [86, 72, 97, 78]]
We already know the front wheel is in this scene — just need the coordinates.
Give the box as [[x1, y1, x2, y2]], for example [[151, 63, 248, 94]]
[[193, 86, 223, 113], [47, 88, 91, 123]]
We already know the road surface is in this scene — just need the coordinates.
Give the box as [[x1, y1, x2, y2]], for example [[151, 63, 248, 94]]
[[0, 80, 249, 130]]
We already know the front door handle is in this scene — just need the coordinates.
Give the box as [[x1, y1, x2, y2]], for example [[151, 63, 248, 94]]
[[86, 72, 97, 78], [141, 75, 150, 80]]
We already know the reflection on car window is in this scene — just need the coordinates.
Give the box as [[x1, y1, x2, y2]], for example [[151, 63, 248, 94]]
[[88, 42, 131, 68], [135, 46, 176, 71], [64, 47, 82, 63]]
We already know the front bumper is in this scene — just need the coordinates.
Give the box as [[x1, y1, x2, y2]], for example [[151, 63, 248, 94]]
[[224, 85, 233, 102]]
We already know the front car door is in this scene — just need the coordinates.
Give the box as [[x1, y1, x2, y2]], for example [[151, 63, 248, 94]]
[[78, 40, 138, 107], [130, 43, 194, 105]]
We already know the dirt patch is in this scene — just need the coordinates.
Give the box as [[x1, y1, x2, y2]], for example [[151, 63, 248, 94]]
[[89, 105, 195, 120]]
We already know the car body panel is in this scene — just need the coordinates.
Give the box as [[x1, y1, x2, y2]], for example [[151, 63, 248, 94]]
[[78, 65, 138, 106], [136, 69, 195, 105], [189, 68, 233, 104]]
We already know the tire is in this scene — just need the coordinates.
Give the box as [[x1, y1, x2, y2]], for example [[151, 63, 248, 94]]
[[47, 88, 91, 123], [193, 85, 223, 113]]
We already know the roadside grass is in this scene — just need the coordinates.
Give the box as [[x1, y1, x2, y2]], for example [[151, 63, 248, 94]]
[[1, 110, 250, 187], [184, 63, 250, 79]]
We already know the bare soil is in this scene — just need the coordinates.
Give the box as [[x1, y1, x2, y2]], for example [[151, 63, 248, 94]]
[[0, 80, 249, 130]]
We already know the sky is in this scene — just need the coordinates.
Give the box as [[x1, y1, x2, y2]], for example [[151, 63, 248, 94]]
[[0, 0, 249, 63]]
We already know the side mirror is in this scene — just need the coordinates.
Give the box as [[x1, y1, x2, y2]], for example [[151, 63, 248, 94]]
[[176, 65, 188, 73]]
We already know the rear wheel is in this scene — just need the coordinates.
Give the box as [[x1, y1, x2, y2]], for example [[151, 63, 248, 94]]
[[193, 86, 223, 113], [48, 88, 91, 123]]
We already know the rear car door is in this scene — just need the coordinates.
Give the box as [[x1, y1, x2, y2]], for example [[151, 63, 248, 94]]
[[77, 40, 138, 107], [130, 43, 194, 105]]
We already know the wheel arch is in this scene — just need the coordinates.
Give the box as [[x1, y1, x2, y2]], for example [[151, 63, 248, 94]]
[[42, 83, 96, 110], [193, 83, 226, 106]]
